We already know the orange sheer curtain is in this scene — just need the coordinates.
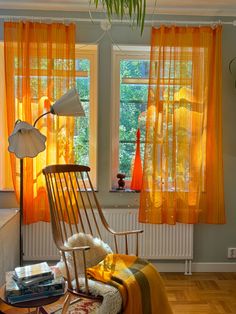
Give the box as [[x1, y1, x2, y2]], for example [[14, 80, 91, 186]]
[[0, 42, 12, 189], [139, 25, 225, 224], [4, 22, 76, 224]]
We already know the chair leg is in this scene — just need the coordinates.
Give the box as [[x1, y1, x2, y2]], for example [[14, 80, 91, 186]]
[[61, 293, 71, 314], [35, 308, 40, 314]]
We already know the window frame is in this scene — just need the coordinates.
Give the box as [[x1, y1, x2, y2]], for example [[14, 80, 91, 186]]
[[75, 44, 98, 188], [111, 45, 150, 190]]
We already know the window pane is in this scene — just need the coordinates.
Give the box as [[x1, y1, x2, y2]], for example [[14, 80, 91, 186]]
[[119, 59, 149, 180], [74, 60, 90, 166], [120, 59, 149, 78], [76, 59, 89, 71]]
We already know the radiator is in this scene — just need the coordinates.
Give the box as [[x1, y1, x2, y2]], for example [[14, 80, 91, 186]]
[[23, 221, 60, 261], [23, 208, 193, 262]]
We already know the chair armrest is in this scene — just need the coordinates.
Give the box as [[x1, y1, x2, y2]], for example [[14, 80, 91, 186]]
[[58, 245, 90, 252], [107, 228, 143, 236]]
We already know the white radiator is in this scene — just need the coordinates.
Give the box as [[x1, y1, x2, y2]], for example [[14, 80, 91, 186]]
[[23, 208, 193, 262], [23, 221, 59, 261], [102, 209, 193, 261]]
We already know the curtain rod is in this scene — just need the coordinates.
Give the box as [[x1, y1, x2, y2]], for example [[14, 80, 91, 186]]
[[0, 15, 236, 26]]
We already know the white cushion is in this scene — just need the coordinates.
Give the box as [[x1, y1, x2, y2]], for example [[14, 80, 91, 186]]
[[72, 277, 122, 314], [57, 233, 113, 279]]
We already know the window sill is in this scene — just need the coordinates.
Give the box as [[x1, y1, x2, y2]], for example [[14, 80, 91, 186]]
[[110, 188, 140, 193], [0, 189, 14, 192]]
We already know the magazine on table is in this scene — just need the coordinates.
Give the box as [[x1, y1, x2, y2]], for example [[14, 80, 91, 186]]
[[20, 273, 54, 287], [7, 288, 64, 304], [14, 262, 52, 283], [6, 271, 65, 297], [5, 265, 65, 303]]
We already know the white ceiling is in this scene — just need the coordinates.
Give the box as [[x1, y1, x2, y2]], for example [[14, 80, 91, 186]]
[[0, 0, 236, 17]]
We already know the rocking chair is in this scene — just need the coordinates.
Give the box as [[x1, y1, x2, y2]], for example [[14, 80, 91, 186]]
[[43, 164, 143, 313]]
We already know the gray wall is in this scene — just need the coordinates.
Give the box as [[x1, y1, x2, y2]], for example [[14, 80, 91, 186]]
[[0, 9, 236, 263]]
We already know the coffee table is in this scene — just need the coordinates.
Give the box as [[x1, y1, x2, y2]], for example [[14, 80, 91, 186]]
[[0, 284, 63, 314]]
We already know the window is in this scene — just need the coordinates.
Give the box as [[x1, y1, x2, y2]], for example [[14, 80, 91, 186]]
[[112, 45, 205, 192], [0, 43, 98, 189], [112, 46, 150, 189]]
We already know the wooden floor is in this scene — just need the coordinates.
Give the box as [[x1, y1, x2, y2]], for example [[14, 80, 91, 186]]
[[1, 272, 236, 314], [162, 272, 236, 314]]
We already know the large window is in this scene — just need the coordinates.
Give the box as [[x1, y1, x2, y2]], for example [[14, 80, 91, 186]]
[[112, 46, 150, 189], [0, 44, 97, 189], [112, 45, 204, 192]]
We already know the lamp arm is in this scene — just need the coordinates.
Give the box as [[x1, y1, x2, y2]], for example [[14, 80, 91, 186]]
[[33, 110, 51, 127]]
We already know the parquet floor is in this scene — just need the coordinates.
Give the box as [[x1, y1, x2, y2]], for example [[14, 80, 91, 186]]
[[162, 272, 236, 314], [0, 272, 236, 314]]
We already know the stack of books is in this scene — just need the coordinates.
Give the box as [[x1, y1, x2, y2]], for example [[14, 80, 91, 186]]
[[5, 262, 65, 304]]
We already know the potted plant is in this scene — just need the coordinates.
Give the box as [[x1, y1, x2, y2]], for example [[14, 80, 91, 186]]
[[93, 0, 147, 33]]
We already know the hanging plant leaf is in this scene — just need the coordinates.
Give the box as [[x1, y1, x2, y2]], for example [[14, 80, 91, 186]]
[[92, 0, 146, 33]]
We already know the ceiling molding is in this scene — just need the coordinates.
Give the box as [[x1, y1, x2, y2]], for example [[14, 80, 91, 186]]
[[0, 0, 236, 17], [150, 6, 236, 17]]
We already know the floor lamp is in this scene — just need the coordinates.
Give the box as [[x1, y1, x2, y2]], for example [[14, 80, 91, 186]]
[[8, 88, 85, 266]]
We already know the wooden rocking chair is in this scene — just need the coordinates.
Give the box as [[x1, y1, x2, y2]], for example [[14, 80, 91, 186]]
[[43, 164, 143, 313]]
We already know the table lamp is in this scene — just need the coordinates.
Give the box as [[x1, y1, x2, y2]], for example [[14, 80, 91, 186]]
[[8, 88, 85, 265]]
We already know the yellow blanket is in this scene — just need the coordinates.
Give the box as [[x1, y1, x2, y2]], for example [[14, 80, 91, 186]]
[[87, 254, 173, 314]]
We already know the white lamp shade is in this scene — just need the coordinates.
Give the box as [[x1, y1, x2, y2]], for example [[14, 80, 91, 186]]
[[51, 88, 85, 117], [8, 121, 47, 159]]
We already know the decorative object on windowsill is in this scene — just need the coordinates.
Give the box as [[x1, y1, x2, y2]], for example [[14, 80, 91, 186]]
[[117, 173, 126, 190], [8, 88, 85, 266], [229, 56, 236, 88], [130, 128, 143, 191], [92, 0, 146, 33]]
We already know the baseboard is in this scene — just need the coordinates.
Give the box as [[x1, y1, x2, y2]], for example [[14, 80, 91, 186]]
[[191, 262, 236, 272], [152, 261, 236, 273]]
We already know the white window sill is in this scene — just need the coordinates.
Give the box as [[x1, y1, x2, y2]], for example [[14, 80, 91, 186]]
[[0, 189, 15, 192], [110, 189, 140, 193]]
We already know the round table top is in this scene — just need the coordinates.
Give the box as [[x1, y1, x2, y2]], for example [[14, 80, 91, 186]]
[[0, 284, 63, 309]]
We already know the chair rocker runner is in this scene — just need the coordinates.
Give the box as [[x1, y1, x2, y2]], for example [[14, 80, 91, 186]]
[[43, 164, 143, 310]]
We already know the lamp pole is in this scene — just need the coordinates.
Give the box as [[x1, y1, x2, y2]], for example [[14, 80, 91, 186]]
[[20, 158, 24, 266], [8, 88, 84, 267]]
